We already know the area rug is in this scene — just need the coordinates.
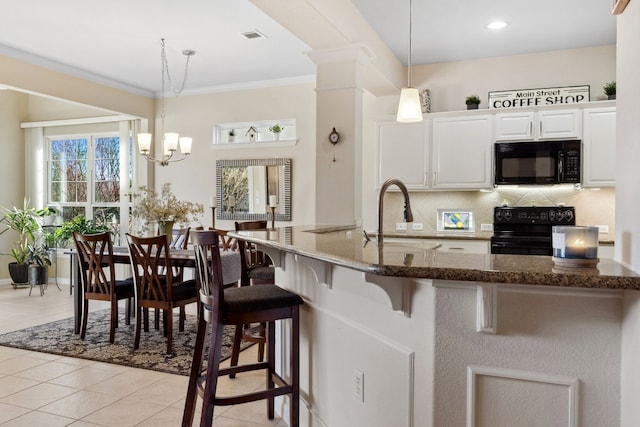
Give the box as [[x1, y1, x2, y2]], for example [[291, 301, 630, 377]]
[[0, 309, 247, 376]]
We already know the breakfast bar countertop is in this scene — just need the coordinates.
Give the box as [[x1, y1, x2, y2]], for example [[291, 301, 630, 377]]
[[230, 225, 640, 291]]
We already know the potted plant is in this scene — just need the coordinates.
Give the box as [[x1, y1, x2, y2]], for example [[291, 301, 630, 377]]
[[26, 243, 52, 287], [54, 215, 111, 248], [0, 199, 40, 285], [38, 206, 59, 226], [269, 123, 284, 140], [465, 95, 481, 110], [603, 81, 616, 100], [228, 129, 236, 143]]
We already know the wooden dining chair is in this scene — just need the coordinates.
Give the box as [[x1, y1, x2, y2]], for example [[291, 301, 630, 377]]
[[182, 230, 303, 427], [126, 233, 198, 354], [235, 221, 274, 286], [73, 231, 134, 344], [228, 220, 277, 375]]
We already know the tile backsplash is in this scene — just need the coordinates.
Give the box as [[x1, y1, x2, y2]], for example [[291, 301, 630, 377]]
[[383, 187, 615, 239]]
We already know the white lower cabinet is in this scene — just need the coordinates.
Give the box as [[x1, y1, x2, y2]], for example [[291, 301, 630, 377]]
[[431, 115, 493, 190]]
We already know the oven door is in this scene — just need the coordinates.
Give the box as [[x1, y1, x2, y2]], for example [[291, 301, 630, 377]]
[[494, 141, 561, 185]]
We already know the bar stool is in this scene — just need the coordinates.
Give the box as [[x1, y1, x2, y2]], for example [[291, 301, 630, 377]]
[[182, 230, 303, 427]]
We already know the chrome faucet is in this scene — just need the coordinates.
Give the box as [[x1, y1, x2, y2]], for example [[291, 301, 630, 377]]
[[377, 178, 414, 242]]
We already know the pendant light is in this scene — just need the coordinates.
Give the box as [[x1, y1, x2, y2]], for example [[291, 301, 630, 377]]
[[396, 0, 423, 123]]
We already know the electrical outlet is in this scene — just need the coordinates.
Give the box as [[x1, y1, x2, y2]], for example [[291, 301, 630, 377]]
[[396, 222, 408, 231], [412, 222, 424, 231], [596, 225, 609, 233], [354, 369, 364, 402], [480, 223, 493, 232]]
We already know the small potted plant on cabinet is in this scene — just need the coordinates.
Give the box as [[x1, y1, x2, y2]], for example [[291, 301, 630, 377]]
[[603, 81, 616, 100], [465, 95, 481, 110]]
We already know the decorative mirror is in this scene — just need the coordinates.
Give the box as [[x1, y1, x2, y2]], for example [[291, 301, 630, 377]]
[[216, 158, 292, 221]]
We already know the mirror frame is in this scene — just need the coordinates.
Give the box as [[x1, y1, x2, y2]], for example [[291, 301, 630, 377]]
[[216, 158, 292, 222]]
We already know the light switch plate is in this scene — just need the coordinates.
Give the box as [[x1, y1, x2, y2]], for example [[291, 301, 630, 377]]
[[412, 223, 424, 230], [396, 222, 408, 231], [480, 224, 493, 232]]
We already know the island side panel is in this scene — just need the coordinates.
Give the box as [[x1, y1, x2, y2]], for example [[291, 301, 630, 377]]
[[432, 282, 622, 427], [276, 252, 437, 427]]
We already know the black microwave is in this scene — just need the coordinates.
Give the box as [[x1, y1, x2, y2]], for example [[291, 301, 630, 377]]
[[494, 140, 581, 185]]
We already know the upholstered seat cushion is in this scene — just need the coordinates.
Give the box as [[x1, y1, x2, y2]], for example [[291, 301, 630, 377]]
[[248, 266, 275, 281], [223, 285, 303, 314], [169, 279, 198, 300], [114, 277, 135, 297]]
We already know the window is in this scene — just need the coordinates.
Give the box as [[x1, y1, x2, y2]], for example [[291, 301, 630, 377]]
[[48, 133, 132, 239]]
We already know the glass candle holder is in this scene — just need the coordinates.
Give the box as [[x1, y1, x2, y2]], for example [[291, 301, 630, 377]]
[[552, 226, 599, 259]]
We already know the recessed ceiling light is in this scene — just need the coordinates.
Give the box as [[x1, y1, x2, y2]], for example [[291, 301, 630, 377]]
[[487, 21, 508, 30]]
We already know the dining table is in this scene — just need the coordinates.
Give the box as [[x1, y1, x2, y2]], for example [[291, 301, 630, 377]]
[[68, 246, 242, 334]]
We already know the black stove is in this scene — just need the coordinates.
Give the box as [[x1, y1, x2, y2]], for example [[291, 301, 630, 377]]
[[490, 206, 576, 256]]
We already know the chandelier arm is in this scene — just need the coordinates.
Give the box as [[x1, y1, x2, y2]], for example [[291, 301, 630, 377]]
[[137, 38, 194, 167]]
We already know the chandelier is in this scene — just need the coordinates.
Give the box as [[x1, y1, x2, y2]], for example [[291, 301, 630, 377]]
[[137, 39, 196, 166]]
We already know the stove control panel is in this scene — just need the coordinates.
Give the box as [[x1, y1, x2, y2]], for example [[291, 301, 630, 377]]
[[494, 207, 576, 225]]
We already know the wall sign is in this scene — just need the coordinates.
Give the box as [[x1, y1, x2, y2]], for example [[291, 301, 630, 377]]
[[489, 85, 590, 109]]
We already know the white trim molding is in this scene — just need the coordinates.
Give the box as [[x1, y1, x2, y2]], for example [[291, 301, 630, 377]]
[[467, 365, 579, 427]]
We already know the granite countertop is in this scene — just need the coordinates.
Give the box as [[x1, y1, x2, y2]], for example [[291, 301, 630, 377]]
[[229, 225, 640, 291]]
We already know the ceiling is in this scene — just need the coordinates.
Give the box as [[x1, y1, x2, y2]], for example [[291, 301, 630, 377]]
[[0, 0, 616, 98]]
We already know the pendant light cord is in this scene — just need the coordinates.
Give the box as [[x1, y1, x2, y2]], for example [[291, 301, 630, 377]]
[[407, 0, 413, 88]]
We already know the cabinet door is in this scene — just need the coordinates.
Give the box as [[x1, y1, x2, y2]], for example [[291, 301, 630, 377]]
[[432, 115, 493, 189], [582, 107, 616, 187], [495, 112, 535, 141], [537, 109, 581, 140], [377, 121, 429, 190]]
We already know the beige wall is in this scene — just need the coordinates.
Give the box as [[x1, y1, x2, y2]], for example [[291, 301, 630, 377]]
[[0, 90, 28, 279], [414, 45, 616, 113], [153, 83, 317, 231]]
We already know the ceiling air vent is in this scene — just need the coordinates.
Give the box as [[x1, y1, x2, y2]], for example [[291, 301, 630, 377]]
[[241, 30, 267, 40]]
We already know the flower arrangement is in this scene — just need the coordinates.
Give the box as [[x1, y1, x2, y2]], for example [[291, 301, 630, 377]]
[[132, 183, 204, 232]]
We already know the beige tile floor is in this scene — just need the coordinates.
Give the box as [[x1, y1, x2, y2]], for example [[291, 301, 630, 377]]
[[0, 283, 287, 426]]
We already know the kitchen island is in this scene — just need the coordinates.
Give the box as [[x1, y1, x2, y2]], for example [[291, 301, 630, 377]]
[[230, 225, 640, 427]]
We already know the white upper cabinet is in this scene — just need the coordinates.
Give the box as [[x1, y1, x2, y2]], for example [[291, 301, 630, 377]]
[[582, 107, 616, 187], [431, 115, 494, 189], [495, 109, 581, 141], [376, 120, 430, 190]]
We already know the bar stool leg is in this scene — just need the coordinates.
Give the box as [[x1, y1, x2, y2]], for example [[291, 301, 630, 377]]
[[182, 313, 207, 427], [291, 307, 300, 427], [200, 319, 225, 427], [267, 320, 276, 419]]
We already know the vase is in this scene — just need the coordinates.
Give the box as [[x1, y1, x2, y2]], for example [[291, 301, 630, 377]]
[[157, 220, 175, 247], [273, 132, 281, 141], [8, 262, 28, 285]]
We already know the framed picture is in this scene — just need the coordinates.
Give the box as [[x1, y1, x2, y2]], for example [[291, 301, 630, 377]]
[[437, 209, 475, 232], [612, 0, 630, 14]]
